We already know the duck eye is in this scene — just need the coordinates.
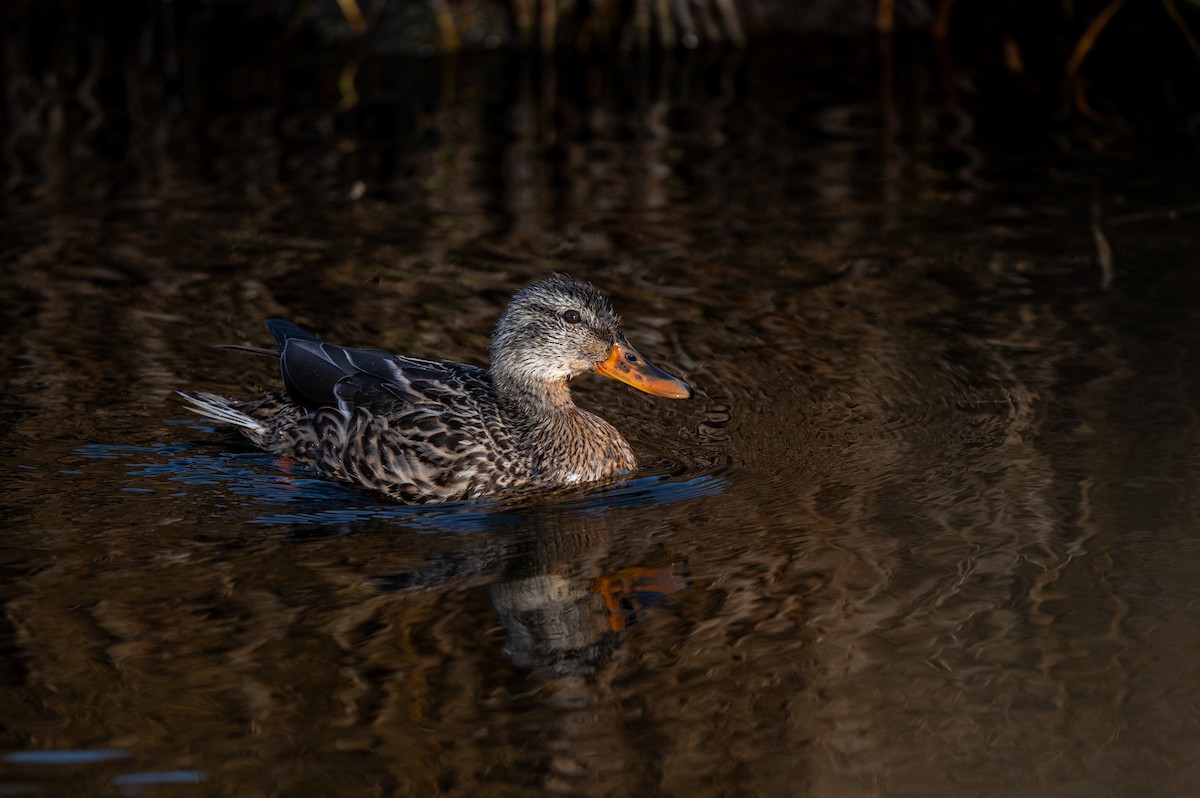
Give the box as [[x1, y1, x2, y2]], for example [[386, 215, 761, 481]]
[[562, 309, 582, 324]]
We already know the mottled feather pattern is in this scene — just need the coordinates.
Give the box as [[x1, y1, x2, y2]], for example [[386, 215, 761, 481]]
[[228, 360, 523, 503], [179, 276, 691, 504]]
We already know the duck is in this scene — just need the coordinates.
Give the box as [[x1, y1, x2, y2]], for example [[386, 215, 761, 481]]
[[178, 274, 694, 503]]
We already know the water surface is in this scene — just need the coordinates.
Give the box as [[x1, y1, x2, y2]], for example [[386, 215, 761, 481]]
[[3, 28, 1200, 798]]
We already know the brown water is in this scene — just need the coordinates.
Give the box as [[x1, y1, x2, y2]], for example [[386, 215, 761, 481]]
[[4, 27, 1200, 798]]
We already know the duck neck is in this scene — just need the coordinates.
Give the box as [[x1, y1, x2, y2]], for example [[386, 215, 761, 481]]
[[492, 370, 578, 428], [491, 371, 636, 481]]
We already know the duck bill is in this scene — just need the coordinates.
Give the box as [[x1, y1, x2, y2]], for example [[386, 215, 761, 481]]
[[595, 338, 693, 399]]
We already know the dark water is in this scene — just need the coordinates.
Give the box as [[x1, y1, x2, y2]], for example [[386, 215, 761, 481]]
[[3, 24, 1200, 797]]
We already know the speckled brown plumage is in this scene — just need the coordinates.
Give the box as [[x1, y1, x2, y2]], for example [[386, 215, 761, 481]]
[[178, 275, 693, 504]]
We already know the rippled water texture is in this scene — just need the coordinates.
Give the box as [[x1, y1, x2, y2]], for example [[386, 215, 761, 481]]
[[4, 19, 1200, 798]]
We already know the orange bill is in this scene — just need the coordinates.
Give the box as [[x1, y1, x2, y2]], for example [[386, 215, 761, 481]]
[[595, 337, 693, 399]]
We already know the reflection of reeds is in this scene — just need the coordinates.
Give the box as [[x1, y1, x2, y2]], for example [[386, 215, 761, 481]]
[[451, 0, 748, 51], [3, 4, 1199, 795], [5, 0, 1199, 125], [323, 0, 750, 50], [931, 0, 1200, 119]]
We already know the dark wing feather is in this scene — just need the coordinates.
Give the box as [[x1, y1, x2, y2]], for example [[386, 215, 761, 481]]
[[267, 318, 322, 349], [268, 319, 491, 415], [245, 320, 520, 501]]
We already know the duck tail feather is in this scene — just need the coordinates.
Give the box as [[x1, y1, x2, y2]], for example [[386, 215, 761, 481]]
[[176, 391, 266, 433], [214, 343, 277, 357]]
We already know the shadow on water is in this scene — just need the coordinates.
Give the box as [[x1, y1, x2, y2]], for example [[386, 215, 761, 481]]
[[4, 7, 1200, 797]]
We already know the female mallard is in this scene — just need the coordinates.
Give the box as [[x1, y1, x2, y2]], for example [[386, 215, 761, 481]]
[[179, 274, 693, 503]]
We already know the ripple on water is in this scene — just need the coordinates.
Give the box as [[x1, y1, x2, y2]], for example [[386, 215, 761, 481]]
[[71, 430, 727, 532], [2, 749, 129, 765]]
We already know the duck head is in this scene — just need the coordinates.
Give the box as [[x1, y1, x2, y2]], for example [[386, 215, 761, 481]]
[[489, 274, 693, 405]]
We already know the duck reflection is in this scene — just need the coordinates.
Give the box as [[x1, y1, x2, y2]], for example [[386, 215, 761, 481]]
[[490, 514, 689, 677], [373, 506, 690, 678]]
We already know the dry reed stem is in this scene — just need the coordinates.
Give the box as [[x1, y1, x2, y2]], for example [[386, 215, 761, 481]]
[[513, 0, 535, 46], [1090, 194, 1114, 290], [713, 0, 746, 46], [337, 59, 360, 111], [334, 0, 367, 35], [878, 0, 895, 33], [932, 0, 957, 40], [1066, 0, 1134, 83], [1161, 0, 1200, 60], [431, 0, 462, 53]]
